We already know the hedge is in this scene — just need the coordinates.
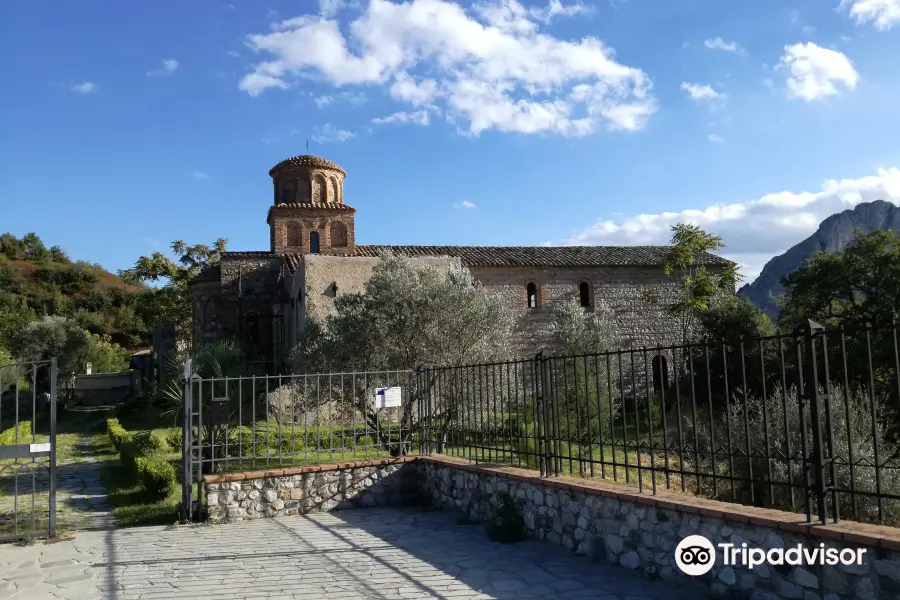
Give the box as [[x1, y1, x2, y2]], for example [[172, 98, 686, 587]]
[[0, 421, 32, 445], [166, 428, 182, 452], [120, 430, 166, 471], [134, 456, 176, 499], [106, 418, 131, 450]]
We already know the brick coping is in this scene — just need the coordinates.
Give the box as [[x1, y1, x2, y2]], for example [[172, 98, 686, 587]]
[[201, 453, 900, 551], [202, 456, 418, 484]]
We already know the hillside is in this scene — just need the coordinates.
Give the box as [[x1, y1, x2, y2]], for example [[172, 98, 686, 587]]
[[738, 200, 900, 319], [0, 232, 153, 351]]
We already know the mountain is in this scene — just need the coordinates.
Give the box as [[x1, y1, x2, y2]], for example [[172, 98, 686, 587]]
[[738, 200, 900, 319]]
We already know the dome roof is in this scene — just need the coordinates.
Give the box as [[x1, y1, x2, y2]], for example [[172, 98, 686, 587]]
[[268, 154, 346, 177]]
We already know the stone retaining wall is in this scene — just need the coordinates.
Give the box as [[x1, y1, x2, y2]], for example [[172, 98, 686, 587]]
[[204, 455, 900, 600], [417, 456, 900, 600], [203, 458, 419, 523]]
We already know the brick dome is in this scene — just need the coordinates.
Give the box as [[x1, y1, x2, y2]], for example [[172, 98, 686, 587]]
[[268, 154, 346, 177]]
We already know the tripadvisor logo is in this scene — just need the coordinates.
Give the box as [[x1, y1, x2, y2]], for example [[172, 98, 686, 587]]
[[674, 535, 867, 576]]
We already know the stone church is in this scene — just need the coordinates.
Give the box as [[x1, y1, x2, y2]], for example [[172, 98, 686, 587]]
[[190, 154, 731, 373]]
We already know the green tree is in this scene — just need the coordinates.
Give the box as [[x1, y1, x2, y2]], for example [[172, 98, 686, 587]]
[[644, 224, 741, 344], [292, 252, 516, 454], [121, 238, 227, 344], [779, 229, 900, 331], [11, 315, 129, 375]]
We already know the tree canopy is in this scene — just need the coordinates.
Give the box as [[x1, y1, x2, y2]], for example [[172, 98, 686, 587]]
[[121, 238, 227, 344], [779, 228, 900, 331], [293, 252, 515, 372]]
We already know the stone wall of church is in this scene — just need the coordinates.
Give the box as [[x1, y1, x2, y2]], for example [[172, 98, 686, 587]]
[[470, 266, 686, 357], [300, 255, 462, 329]]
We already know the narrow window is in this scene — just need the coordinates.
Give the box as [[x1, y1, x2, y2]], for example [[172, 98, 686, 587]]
[[310, 231, 320, 254], [579, 281, 591, 308], [526, 282, 538, 309], [652, 355, 669, 393]]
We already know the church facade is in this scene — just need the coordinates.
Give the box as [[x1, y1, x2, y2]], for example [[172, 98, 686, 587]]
[[190, 154, 732, 373]]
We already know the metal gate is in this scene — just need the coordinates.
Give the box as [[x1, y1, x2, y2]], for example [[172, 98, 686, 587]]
[[0, 359, 57, 541]]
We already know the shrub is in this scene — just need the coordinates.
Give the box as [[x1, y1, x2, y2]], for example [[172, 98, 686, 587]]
[[120, 430, 166, 471], [356, 435, 375, 448], [165, 428, 182, 452], [106, 418, 130, 450], [135, 456, 176, 499], [0, 421, 32, 445]]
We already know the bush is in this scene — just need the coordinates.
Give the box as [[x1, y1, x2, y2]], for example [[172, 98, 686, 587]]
[[0, 421, 32, 445], [356, 435, 375, 448], [106, 418, 131, 450], [165, 428, 182, 452], [120, 430, 166, 471], [135, 455, 176, 499]]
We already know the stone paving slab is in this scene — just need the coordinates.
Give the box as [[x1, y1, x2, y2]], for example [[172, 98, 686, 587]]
[[0, 508, 708, 599]]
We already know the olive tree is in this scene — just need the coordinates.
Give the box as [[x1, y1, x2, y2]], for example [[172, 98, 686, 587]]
[[291, 253, 516, 454]]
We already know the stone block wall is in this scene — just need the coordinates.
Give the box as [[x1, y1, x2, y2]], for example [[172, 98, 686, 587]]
[[203, 458, 420, 523], [417, 456, 900, 600], [470, 266, 687, 357]]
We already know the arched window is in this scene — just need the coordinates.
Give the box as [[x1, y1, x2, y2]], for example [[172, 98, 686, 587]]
[[314, 174, 327, 203], [526, 282, 538, 309], [280, 182, 295, 204], [331, 177, 340, 203], [309, 231, 320, 254], [330, 222, 348, 247], [579, 281, 591, 308], [652, 355, 669, 393], [285, 222, 302, 247]]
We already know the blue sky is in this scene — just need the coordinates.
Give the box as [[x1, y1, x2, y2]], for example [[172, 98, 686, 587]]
[[2, 0, 900, 283]]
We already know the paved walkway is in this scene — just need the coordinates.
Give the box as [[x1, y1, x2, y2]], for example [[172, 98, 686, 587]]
[[0, 508, 706, 600], [1, 434, 114, 535]]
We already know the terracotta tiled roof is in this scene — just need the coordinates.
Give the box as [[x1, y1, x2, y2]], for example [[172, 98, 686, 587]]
[[348, 245, 732, 268], [269, 155, 346, 177], [270, 202, 355, 211]]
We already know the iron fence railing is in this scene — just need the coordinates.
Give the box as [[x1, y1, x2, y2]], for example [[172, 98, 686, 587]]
[[420, 321, 900, 527], [182, 367, 418, 521], [182, 320, 900, 527], [0, 358, 57, 541]]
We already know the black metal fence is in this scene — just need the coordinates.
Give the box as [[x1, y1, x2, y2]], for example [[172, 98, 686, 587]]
[[419, 321, 900, 526], [0, 359, 57, 541], [181, 320, 900, 527], [181, 365, 418, 521]]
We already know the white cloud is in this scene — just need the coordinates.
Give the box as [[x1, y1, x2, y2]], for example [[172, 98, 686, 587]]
[[193, 171, 211, 180], [841, 0, 900, 30], [708, 133, 724, 144], [681, 82, 721, 101], [147, 59, 179, 77], [565, 168, 900, 283], [372, 110, 431, 125], [703, 37, 745, 54], [238, 0, 655, 137], [454, 200, 477, 208], [312, 123, 355, 142], [71, 81, 99, 94], [315, 91, 367, 108], [319, 0, 345, 18], [778, 43, 858, 102]]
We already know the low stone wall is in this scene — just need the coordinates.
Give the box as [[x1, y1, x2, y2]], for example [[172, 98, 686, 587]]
[[203, 458, 419, 523], [418, 456, 900, 600], [203, 455, 900, 600]]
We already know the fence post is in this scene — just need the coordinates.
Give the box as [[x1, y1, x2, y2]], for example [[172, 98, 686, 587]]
[[180, 359, 193, 523], [535, 351, 552, 478], [49, 358, 57, 538], [800, 320, 830, 524]]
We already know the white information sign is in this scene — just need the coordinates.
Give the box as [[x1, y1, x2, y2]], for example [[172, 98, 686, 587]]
[[375, 387, 402, 409], [30, 443, 51, 454]]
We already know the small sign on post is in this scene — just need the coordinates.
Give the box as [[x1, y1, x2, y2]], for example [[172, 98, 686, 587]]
[[374, 387, 402, 409]]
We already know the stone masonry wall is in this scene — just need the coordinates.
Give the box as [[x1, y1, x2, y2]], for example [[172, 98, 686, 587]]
[[470, 266, 686, 357], [204, 458, 420, 523], [418, 456, 900, 600]]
